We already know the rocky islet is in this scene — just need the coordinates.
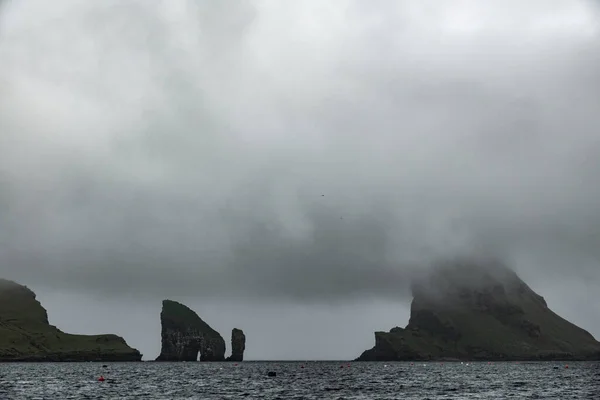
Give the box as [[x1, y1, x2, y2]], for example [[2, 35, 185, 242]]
[[356, 262, 600, 361], [155, 299, 245, 362], [226, 328, 246, 362]]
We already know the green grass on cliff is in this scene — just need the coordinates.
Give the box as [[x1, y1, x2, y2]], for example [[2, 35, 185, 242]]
[[386, 306, 600, 360], [0, 279, 141, 361], [362, 265, 600, 361], [0, 323, 136, 359]]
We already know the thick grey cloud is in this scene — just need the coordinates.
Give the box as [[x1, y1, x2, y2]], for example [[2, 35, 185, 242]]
[[1, 0, 600, 359]]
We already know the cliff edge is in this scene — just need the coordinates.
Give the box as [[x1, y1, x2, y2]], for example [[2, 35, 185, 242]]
[[357, 262, 600, 361], [0, 279, 142, 361]]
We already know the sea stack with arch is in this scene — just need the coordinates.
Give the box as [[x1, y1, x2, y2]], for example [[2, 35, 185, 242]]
[[155, 299, 245, 362], [155, 300, 225, 361]]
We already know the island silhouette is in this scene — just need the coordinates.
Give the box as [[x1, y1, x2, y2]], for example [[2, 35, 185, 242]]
[[1, 262, 599, 362]]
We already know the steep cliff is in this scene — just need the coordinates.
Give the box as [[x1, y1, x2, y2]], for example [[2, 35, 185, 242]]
[[226, 328, 246, 362], [0, 279, 142, 361], [357, 263, 600, 361], [155, 300, 225, 361]]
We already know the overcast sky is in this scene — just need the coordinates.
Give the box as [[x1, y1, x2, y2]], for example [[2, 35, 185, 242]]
[[1, 0, 599, 360]]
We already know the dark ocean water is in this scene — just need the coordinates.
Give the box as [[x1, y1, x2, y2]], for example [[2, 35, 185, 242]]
[[0, 361, 598, 399]]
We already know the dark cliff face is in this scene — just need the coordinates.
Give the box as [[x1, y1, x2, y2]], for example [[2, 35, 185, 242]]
[[357, 263, 600, 361], [226, 328, 246, 362], [0, 279, 142, 362], [155, 300, 226, 361]]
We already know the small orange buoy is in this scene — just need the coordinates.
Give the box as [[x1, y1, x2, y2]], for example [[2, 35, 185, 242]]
[[98, 376, 105, 382]]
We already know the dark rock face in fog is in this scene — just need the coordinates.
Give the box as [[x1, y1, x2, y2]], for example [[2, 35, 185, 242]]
[[357, 262, 600, 361]]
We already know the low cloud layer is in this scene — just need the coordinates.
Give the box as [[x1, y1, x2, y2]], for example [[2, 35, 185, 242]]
[[1, 0, 600, 308]]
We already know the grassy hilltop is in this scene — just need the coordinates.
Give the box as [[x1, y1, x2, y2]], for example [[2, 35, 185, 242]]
[[0, 279, 141, 361]]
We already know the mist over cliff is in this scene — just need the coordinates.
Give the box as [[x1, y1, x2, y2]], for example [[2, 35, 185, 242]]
[[0, 0, 599, 359]]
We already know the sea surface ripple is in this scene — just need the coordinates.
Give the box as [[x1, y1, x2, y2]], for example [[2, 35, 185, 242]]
[[0, 361, 598, 399]]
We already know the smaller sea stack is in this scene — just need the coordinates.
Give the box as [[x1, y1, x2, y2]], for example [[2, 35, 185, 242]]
[[226, 328, 246, 362]]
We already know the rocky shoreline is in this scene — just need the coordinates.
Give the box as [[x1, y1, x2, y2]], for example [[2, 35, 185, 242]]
[[0, 353, 143, 362]]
